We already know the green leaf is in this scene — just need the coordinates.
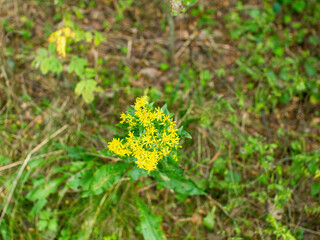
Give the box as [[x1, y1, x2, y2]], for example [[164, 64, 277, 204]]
[[171, 0, 199, 15], [292, 0, 305, 12], [273, 47, 284, 57], [26, 178, 65, 202], [68, 169, 92, 191], [48, 42, 56, 54], [273, 2, 282, 13], [200, 70, 211, 87], [37, 220, 48, 231], [178, 126, 192, 139], [41, 55, 63, 75], [75, 80, 103, 103], [203, 206, 216, 231], [48, 218, 58, 232], [265, 70, 277, 87], [161, 104, 169, 115], [40, 210, 51, 220], [249, 9, 261, 19], [30, 198, 47, 217], [85, 163, 130, 196], [311, 182, 320, 196], [160, 63, 169, 71], [32, 48, 48, 69], [279, 91, 292, 104], [291, 141, 302, 152], [94, 30, 105, 46], [60, 144, 94, 161], [225, 170, 241, 183], [0, 221, 10, 240], [84, 68, 97, 79], [153, 171, 205, 196], [68, 56, 88, 76], [182, 0, 198, 7], [85, 31, 93, 42], [0, 155, 10, 164], [129, 167, 148, 181], [304, 57, 317, 77], [40, 57, 50, 75], [181, 130, 192, 139], [137, 197, 166, 240]]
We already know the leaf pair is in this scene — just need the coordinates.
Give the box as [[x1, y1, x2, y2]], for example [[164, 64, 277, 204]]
[[75, 80, 103, 104]]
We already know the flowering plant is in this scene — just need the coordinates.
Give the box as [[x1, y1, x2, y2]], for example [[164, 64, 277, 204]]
[[108, 96, 191, 172], [32, 24, 105, 103]]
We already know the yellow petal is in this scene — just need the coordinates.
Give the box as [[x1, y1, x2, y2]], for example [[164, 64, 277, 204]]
[[56, 36, 66, 58]]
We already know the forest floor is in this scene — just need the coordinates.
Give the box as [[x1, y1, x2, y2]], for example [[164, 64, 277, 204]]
[[0, 0, 320, 239]]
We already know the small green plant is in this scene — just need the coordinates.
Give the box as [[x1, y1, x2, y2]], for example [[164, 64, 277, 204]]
[[3, 0, 320, 239], [265, 215, 296, 240], [225, 0, 320, 112], [22, 97, 203, 239], [114, 0, 133, 21], [170, 0, 199, 15], [32, 23, 105, 103]]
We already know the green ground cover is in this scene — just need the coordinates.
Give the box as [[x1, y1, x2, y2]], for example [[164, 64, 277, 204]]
[[0, 0, 319, 239]]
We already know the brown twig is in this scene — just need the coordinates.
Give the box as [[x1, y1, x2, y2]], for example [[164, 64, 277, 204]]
[[0, 150, 65, 173], [0, 161, 22, 173], [289, 224, 320, 237], [209, 150, 221, 164], [137, 183, 157, 193], [176, 31, 198, 58]]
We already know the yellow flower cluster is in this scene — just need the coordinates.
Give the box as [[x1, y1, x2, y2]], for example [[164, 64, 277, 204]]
[[108, 96, 180, 172], [48, 27, 75, 58]]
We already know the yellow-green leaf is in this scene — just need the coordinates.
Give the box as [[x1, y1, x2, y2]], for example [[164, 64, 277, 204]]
[[75, 80, 103, 103]]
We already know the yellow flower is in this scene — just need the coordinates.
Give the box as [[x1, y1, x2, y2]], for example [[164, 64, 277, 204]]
[[154, 107, 164, 121], [136, 109, 153, 127], [146, 126, 157, 136], [121, 113, 136, 127], [108, 138, 127, 157], [168, 126, 177, 134], [134, 96, 148, 111], [120, 113, 128, 124], [128, 115, 136, 128], [161, 132, 171, 144], [56, 35, 67, 57], [162, 148, 170, 156], [172, 154, 178, 161], [170, 120, 176, 128], [107, 96, 182, 172], [48, 27, 75, 58], [162, 115, 171, 124]]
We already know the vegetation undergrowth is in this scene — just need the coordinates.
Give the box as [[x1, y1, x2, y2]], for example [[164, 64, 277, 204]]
[[0, 0, 319, 239]]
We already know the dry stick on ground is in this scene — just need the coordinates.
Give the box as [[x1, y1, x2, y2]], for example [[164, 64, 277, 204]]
[[289, 224, 320, 237], [0, 125, 68, 224], [0, 161, 23, 173], [175, 31, 199, 58], [0, 150, 65, 173]]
